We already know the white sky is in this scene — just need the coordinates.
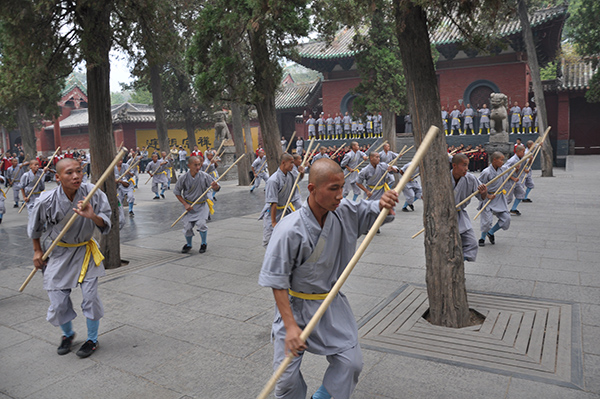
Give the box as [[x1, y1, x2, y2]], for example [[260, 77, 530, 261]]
[[110, 50, 133, 92]]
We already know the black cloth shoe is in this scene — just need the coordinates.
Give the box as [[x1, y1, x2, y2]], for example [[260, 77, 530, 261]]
[[76, 340, 98, 358], [160, 193, 165, 199], [522, 198, 532, 203], [181, 245, 192, 254], [478, 239, 485, 247], [129, 211, 134, 217], [510, 209, 521, 216], [487, 233, 495, 245], [153, 196, 160, 200], [402, 207, 409, 212], [199, 244, 207, 253], [13, 203, 18, 208], [409, 204, 414, 211], [57, 334, 75, 355]]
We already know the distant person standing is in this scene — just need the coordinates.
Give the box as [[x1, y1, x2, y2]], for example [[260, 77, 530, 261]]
[[306, 114, 316, 140], [521, 102, 533, 134], [462, 104, 475, 135], [404, 114, 412, 134], [449, 106, 462, 136], [478, 104, 490, 135], [510, 101, 521, 134]]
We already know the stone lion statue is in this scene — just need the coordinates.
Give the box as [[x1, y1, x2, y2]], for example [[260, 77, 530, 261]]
[[489, 93, 508, 134], [214, 111, 232, 143]]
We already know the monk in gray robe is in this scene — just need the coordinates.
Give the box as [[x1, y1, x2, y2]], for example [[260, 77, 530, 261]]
[[7, 157, 28, 207], [28, 158, 111, 358], [20, 159, 46, 215], [114, 160, 135, 217], [356, 152, 397, 201], [0, 175, 6, 223], [505, 145, 527, 216], [478, 152, 512, 246], [251, 149, 269, 192], [340, 141, 367, 201], [259, 153, 295, 247], [451, 154, 487, 261], [378, 143, 399, 164], [174, 156, 220, 254], [145, 153, 169, 199], [290, 154, 305, 210], [522, 141, 536, 202], [399, 161, 422, 212], [258, 158, 398, 399]]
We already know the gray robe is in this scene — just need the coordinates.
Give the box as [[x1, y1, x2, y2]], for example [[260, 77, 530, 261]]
[[357, 162, 394, 201], [290, 165, 303, 210], [7, 164, 26, 202], [145, 159, 169, 194], [259, 199, 388, 398], [478, 164, 511, 232], [27, 183, 112, 291], [252, 156, 269, 188], [400, 162, 422, 204], [505, 154, 526, 202], [379, 150, 398, 164], [453, 172, 482, 261], [340, 150, 365, 197], [115, 164, 135, 205], [173, 171, 216, 236], [20, 169, 45, 214], [260, 168, 295, 247]]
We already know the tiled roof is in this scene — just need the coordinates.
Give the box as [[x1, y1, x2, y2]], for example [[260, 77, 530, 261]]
[[61, 72, 88, 96], [45, 102, 157, 130], [297, 6, 568, 59], [275, 80, 321, 110], [559, 60, 598, 91]]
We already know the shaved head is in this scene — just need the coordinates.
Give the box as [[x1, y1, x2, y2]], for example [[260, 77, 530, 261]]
[[56, 158, 80, 174], [188, 155, 200, 165], [309, 158, 343, 186], [491, 151, 504, 162], [452, 153, 468, 165], [280, 153, 293, 163]]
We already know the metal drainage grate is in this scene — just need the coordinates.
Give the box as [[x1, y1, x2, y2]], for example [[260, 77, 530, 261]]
[[358, 284, 583, 389]]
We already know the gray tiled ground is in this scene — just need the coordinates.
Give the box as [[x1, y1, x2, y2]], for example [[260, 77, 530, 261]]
[[1, 155, 599, 398]]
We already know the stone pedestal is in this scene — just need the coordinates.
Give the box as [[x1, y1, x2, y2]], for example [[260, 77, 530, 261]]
[[485, 131, 513, 159], [216, 145, 238, 181]]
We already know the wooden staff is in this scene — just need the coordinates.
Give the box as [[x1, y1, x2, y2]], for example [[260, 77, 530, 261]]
[[6, 153, 29, 194], [472, 168, 515, 221], [256, 126, 440, 399], [306, 146, 320, 164], [116, 158, 141, 182], [343, 141, 389, 179], [330, 142, 347, 158], [284, 131, 296, 153], [18, 147, 61, 213], [369, 146, 407, 192], [280, 137, 316, 217], [214, 140, 226, 160], [410, 148, 538, 239], [144, 156, 171, 185], [249, 156, 270, 187], [170, 154, 246, 227], [19, 147, 128, 292]]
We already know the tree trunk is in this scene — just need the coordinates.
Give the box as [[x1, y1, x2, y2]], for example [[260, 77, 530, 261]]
[[382, 109, 396, 152], [17, 103, 37, 158], [183, 108, 196, 153], [517, 0, 553, 176], [231, 103, 251, 185], [77, 0, 121, 269], [248, 27, 282, 175], [394, 1, 470, 327], [149, 63, 170, 155]]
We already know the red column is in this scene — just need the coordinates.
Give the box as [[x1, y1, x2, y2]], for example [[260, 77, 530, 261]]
[[556, 91, 570, 141], [53, 118, 62, 149]]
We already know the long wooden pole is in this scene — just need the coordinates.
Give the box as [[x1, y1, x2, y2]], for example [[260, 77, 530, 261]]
[[343, 141, 389, 178], [280, 138, 316, 217], [472, 168, 515, 221], [284, 131, 296, 153], [330, 142, 348, 158], [410, 145, 540, 239], [370, 146, 407, 191], [18, 147, 61, 213], [256, 126, 439, 399], [19, 147, 128, 292], [116, 158, 141, 182], [171, 154, 246, 228]]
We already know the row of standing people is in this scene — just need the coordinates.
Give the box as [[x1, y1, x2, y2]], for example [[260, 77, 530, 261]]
[[305, 111, 385, 140]]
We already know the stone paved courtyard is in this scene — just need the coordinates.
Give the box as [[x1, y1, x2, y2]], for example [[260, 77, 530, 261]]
[[1, 156, 599, 399]]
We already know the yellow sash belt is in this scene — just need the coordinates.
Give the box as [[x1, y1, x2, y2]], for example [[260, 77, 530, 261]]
[[185, 198, 214, 214], [368, 183, 391, 191], [0, 187, 6, 198], [288, 289, 329, 300], [276, 203, 295, 212], [56, 240, 104, 283]]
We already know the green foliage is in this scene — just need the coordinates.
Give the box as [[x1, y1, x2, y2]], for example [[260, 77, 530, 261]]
[[585, 70, 600, 103], [0, 1, 73, 124], [565, 0, 599, 61], [128, 88, 153, 105], [540, 62, 557, 80], [350, 1, 407, 116], [188, 0, 311, 105], [111, 91, 126, 105]]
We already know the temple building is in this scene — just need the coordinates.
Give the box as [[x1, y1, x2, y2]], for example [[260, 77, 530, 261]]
[[276, 5, 600, 164]]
